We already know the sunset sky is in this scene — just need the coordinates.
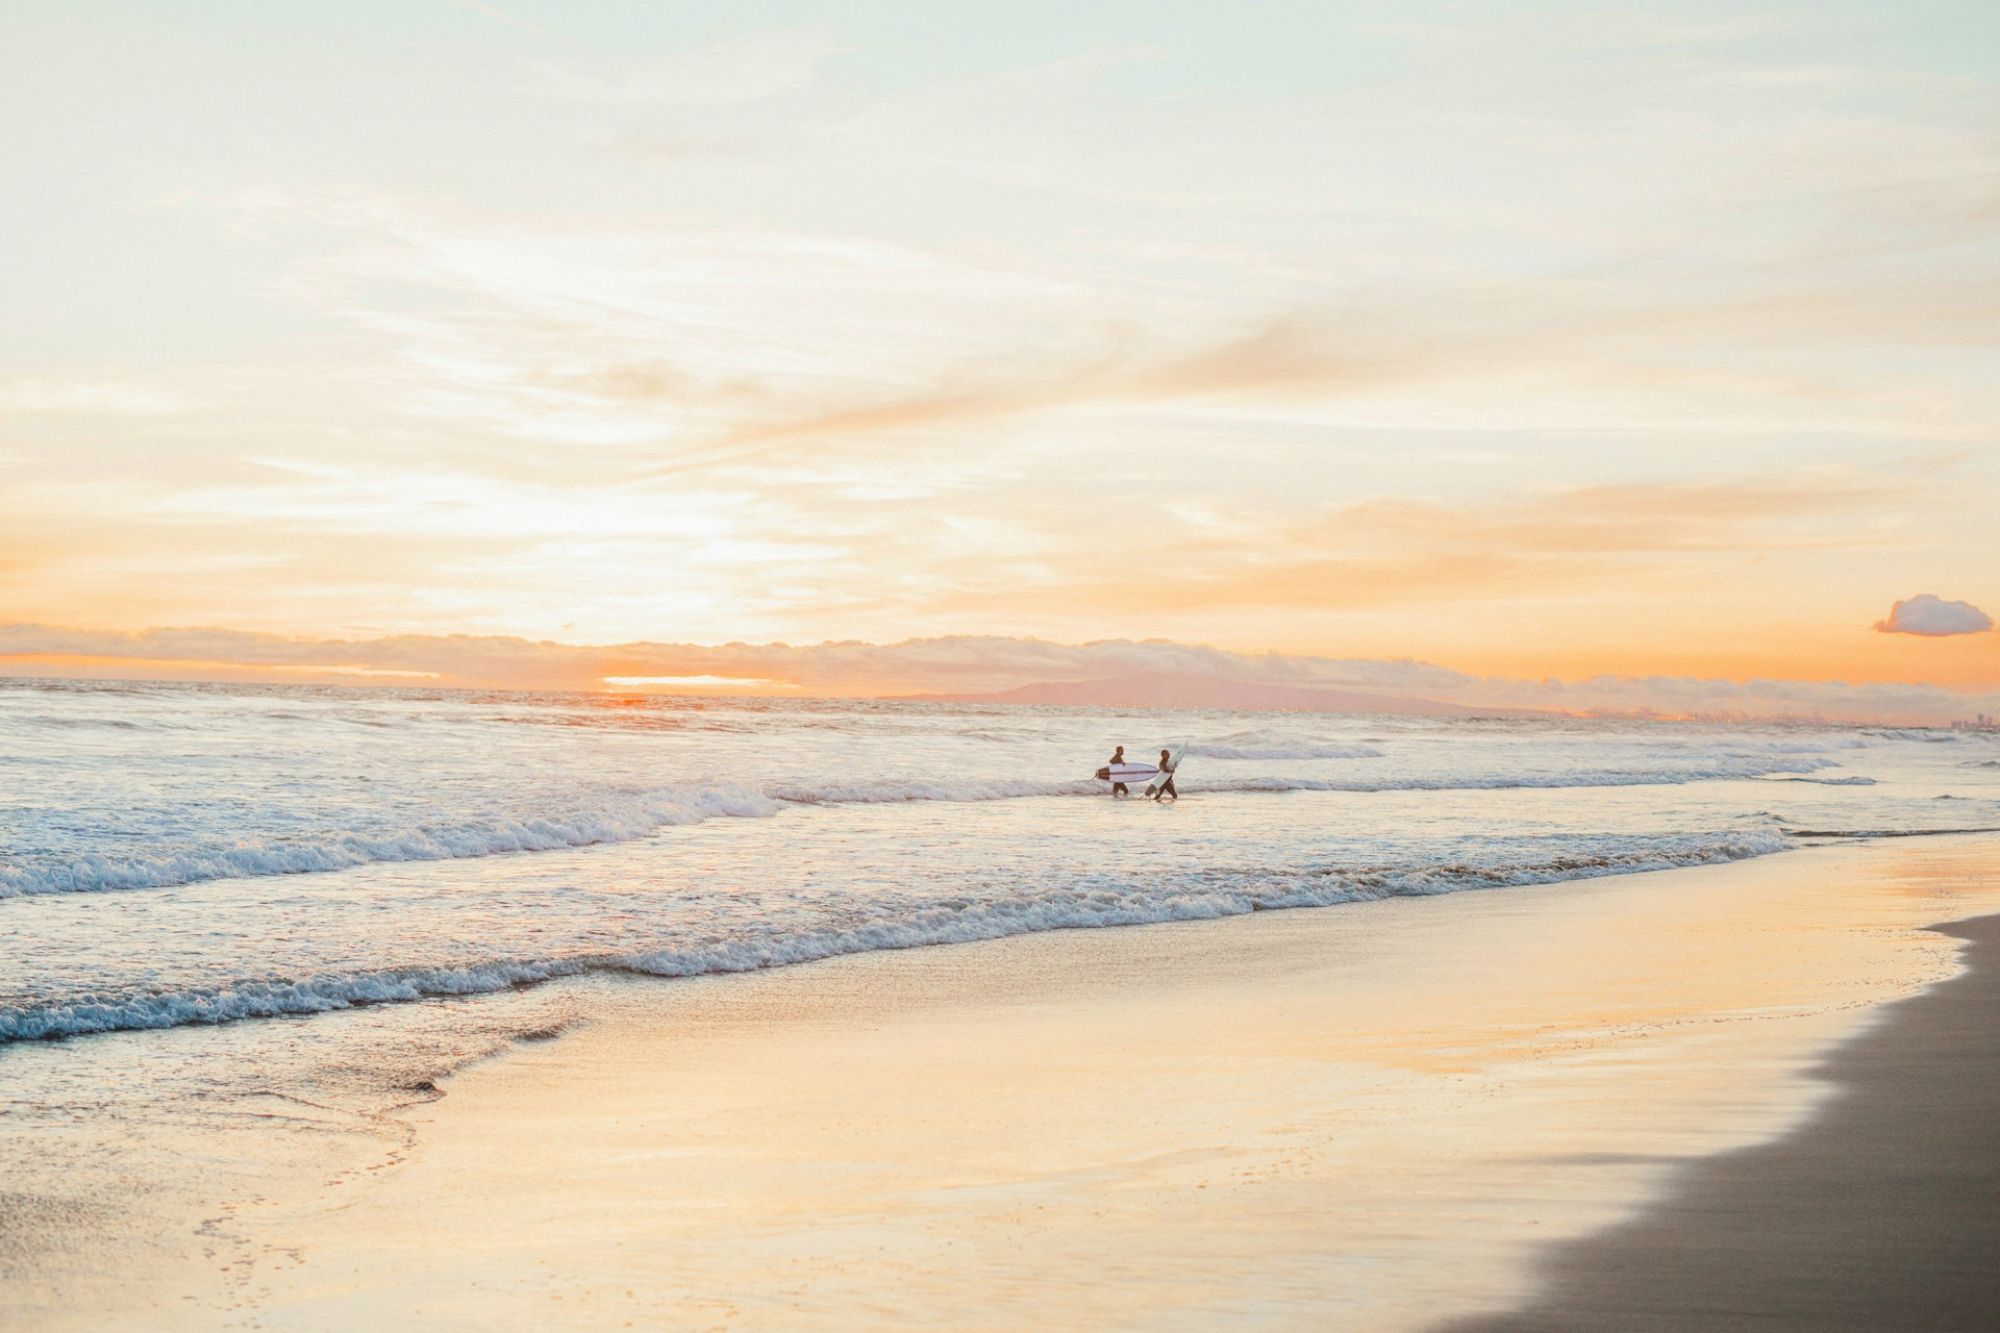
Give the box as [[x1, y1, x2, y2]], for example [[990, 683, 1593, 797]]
[[3, 1, 1997, 711]]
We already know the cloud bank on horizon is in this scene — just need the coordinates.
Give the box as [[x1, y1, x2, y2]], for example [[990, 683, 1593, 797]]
[[3, 2, 1998, 694], [4, 624, 1996, 726], [1875, 594, 1994, 637]]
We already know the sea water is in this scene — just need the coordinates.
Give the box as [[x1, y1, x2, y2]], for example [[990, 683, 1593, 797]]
[[3, 676, 1998, 1274]]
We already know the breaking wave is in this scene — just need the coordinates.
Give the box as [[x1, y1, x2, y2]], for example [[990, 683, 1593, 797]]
[[1185, 742, 1384, 761], [0, 831, 1791, 1042], [1722, 738, 1871, 754], [0, 786, 782, 899], [2, 759, 1839, 898]]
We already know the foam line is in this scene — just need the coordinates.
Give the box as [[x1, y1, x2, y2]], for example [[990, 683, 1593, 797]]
[[0, 831, 1792, 1042]]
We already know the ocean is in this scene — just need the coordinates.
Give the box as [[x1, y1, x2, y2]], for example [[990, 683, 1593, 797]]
[[3, 675, 1998, 1268]]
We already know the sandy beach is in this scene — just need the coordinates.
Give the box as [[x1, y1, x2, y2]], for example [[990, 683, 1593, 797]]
[[1453, 910, 2000, 1332], [36, 832, 1990, 1331]]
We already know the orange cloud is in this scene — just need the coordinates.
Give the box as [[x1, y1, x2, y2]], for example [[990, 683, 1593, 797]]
[[908, 472, 1890, 622]]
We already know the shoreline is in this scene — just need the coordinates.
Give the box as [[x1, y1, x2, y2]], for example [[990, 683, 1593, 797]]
[[14, 834, 2000, 1329], [1449, 910, 2000, 1331], [184, 837, 2000, 1327]]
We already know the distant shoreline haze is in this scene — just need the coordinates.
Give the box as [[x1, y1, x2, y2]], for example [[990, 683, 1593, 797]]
[[3, 626, 1998, 726]]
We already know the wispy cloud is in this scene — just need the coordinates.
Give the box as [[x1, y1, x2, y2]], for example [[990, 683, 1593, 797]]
[[888, 470, 1898, 626], [7, 5, 1999, 687]]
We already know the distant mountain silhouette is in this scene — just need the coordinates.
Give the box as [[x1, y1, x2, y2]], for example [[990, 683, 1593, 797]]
[[899, 671, 1521, 716]]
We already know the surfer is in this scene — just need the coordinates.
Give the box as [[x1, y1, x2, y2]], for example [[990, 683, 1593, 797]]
[[1107, 745, 1130, 797], [1151, 748, 1178, 802]]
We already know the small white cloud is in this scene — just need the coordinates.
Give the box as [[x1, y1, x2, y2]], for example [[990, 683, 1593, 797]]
[[1874, 594, 1993, 637]]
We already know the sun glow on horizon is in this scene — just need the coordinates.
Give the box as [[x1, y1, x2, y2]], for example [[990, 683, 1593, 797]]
[[601, 675, 798, 692]]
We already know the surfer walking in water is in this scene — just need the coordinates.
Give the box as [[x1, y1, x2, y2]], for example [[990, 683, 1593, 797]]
[[1151, 748, 1178, 802], [1107, 745, 1130, 797]]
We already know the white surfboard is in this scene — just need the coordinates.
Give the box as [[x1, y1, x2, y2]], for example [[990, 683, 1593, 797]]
[[1095, 763, 1158, 784], [1145, 748, 1185, 796]]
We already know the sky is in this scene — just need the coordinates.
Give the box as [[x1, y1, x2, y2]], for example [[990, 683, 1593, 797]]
[[2, 1, 1997, 714]]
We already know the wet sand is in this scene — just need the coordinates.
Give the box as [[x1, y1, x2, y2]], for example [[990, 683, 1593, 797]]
[[1449, 913, 2000, 1332], [24, 836, 2000, 1330]]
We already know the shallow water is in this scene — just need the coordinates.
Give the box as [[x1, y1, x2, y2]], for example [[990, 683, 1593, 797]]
[[2, 677, 1998, 1244]]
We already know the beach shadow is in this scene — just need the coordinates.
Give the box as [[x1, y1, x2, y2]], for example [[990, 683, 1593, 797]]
[[1441, 915, 2000, 1333]]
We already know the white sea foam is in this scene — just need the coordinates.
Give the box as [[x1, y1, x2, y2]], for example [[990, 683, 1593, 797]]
[[1174, 759, 1835, 794], [2, 758, 1839, 898], [767, 777, 1099, 804], [1722, 738, 1872, 754], [1760, 774, 1878, 786], [1185, 742, 1384, 760], [0, 786, 781, 898], [1785, 825, 2000, 841], [0, 831, 1791, 1042]]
